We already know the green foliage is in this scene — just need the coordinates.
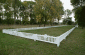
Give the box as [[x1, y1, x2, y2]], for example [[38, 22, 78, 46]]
[[63, 19, 67, 24], [19, 1, 36, 25], [12, 0, 22, 24], [30, 19, 37, 25], [75, 6, 85, 28], [0, 0, 5, 3], [6, 18, 14, 25], [34, 0, 64, 26], [64, 9, 72, 18], [71, 0, 80, 6], [0, 18, 2, 24], [16, 20, 21, 25], [22, 20, 29, 25], [4, 11, 14, 25], [71, 0, 85, 11], [63, 17, 72, 25], [67, 21, 72, 25], [1, 18, 14, 25], [0, 0, 64, 25], [22, 1, 35, 18], [23, 1, 35, 8], [71, 0, 85, 6], [0, 13, 2, 24], [71, 0, 85, 29], [12, 0, 22, 7]]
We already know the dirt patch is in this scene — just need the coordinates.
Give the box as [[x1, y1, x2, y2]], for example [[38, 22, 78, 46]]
[[0, 25, 55, 30]]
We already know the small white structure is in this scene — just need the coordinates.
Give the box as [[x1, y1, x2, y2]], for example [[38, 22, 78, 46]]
[[2, 25, 77, 47]]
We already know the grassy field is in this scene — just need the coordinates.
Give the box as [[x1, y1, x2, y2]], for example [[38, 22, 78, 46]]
[[21, 25, 74, 36], [0, 25, 85, 55]]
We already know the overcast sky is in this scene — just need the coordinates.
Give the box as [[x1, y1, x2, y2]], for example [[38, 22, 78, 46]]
[[21, 0, 75, 21]]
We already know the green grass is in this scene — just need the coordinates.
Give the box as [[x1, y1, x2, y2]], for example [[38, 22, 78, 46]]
[[21, 25, 74, 36], [0, 27, 85, 55]]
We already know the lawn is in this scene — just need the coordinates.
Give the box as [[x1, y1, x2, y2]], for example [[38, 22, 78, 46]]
[[21, 25, 74, 36], [0, 26, 85, 55]]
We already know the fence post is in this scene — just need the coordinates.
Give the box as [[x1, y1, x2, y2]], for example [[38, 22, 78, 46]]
[[33, 34, 37, 41], [44, 34, 47, 41], [76, 25, 78, 28], [57, 37, 60, 47], [55, 37, 60, 47]]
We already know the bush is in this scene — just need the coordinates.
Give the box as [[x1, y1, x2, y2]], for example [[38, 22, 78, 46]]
[[67, 21, 72, 25], [16, 20, 21, 25], [30, 19, 37, 25], [2, 18, 14, 25], [22, 20, 30, 25]]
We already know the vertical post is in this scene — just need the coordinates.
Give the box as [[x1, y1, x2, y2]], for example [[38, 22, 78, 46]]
[[76, 24, 78, 28], [44, 34, 47, 41], [57, 37, 60, 47], [34, 34, 37, 41], [51, 37, 53, 42], [48, 37, 50, 41]]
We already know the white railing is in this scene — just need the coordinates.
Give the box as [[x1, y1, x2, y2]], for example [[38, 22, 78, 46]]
[[2, 25, 77, 47]]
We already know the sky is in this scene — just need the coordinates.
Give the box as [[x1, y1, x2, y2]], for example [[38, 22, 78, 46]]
[[60, 0, 75, 22], [21, 0, 75, 22]]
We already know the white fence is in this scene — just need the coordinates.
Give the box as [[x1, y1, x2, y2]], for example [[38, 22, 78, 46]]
[[2, 25, 77, 47]]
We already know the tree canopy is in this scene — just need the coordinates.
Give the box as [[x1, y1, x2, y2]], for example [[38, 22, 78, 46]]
[[0, 0, 5, 3], [0, 0, 64, 26], [75, 6, 85, 29], [64, 9, 72, 18], [71, 0, 85, 6], [34, 0, 64, 26], [71, 0, 85, 29]]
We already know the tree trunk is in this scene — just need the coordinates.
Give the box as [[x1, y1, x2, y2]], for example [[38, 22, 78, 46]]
[[14, 0, 16, 25], [51, 22, 53, 26], [50, 21, 52, 26], [44, 18, 46, 27], [58, 19, 59, 24], [44, 24, 45, 27], [82, 26, 84, 29], [14, 14, 16, 25], [39, 24, 40, 27], [39, 22, 40, 27]]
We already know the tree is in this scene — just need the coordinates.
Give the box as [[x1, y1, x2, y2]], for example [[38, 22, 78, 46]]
[[71, 0, 85, 7], [48, 0, 64, 25], [20, 1, 35, 25], [0, 0, 5, 3], [71, 0, 85, 11], [63, 9, 72, 25], [71, 0, 85, 29], [63, 17, 72, 25], [0, 0, 6, 22], [3, 0, 22, 25], [75, 6, 85, 29], [34, 0, 46, 27], [0, 13, 3, 24], [5, 11, 14, 25], [34, 0, 64, 27], [64, 9, 72, 18], [12, 0, 22, 25]]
